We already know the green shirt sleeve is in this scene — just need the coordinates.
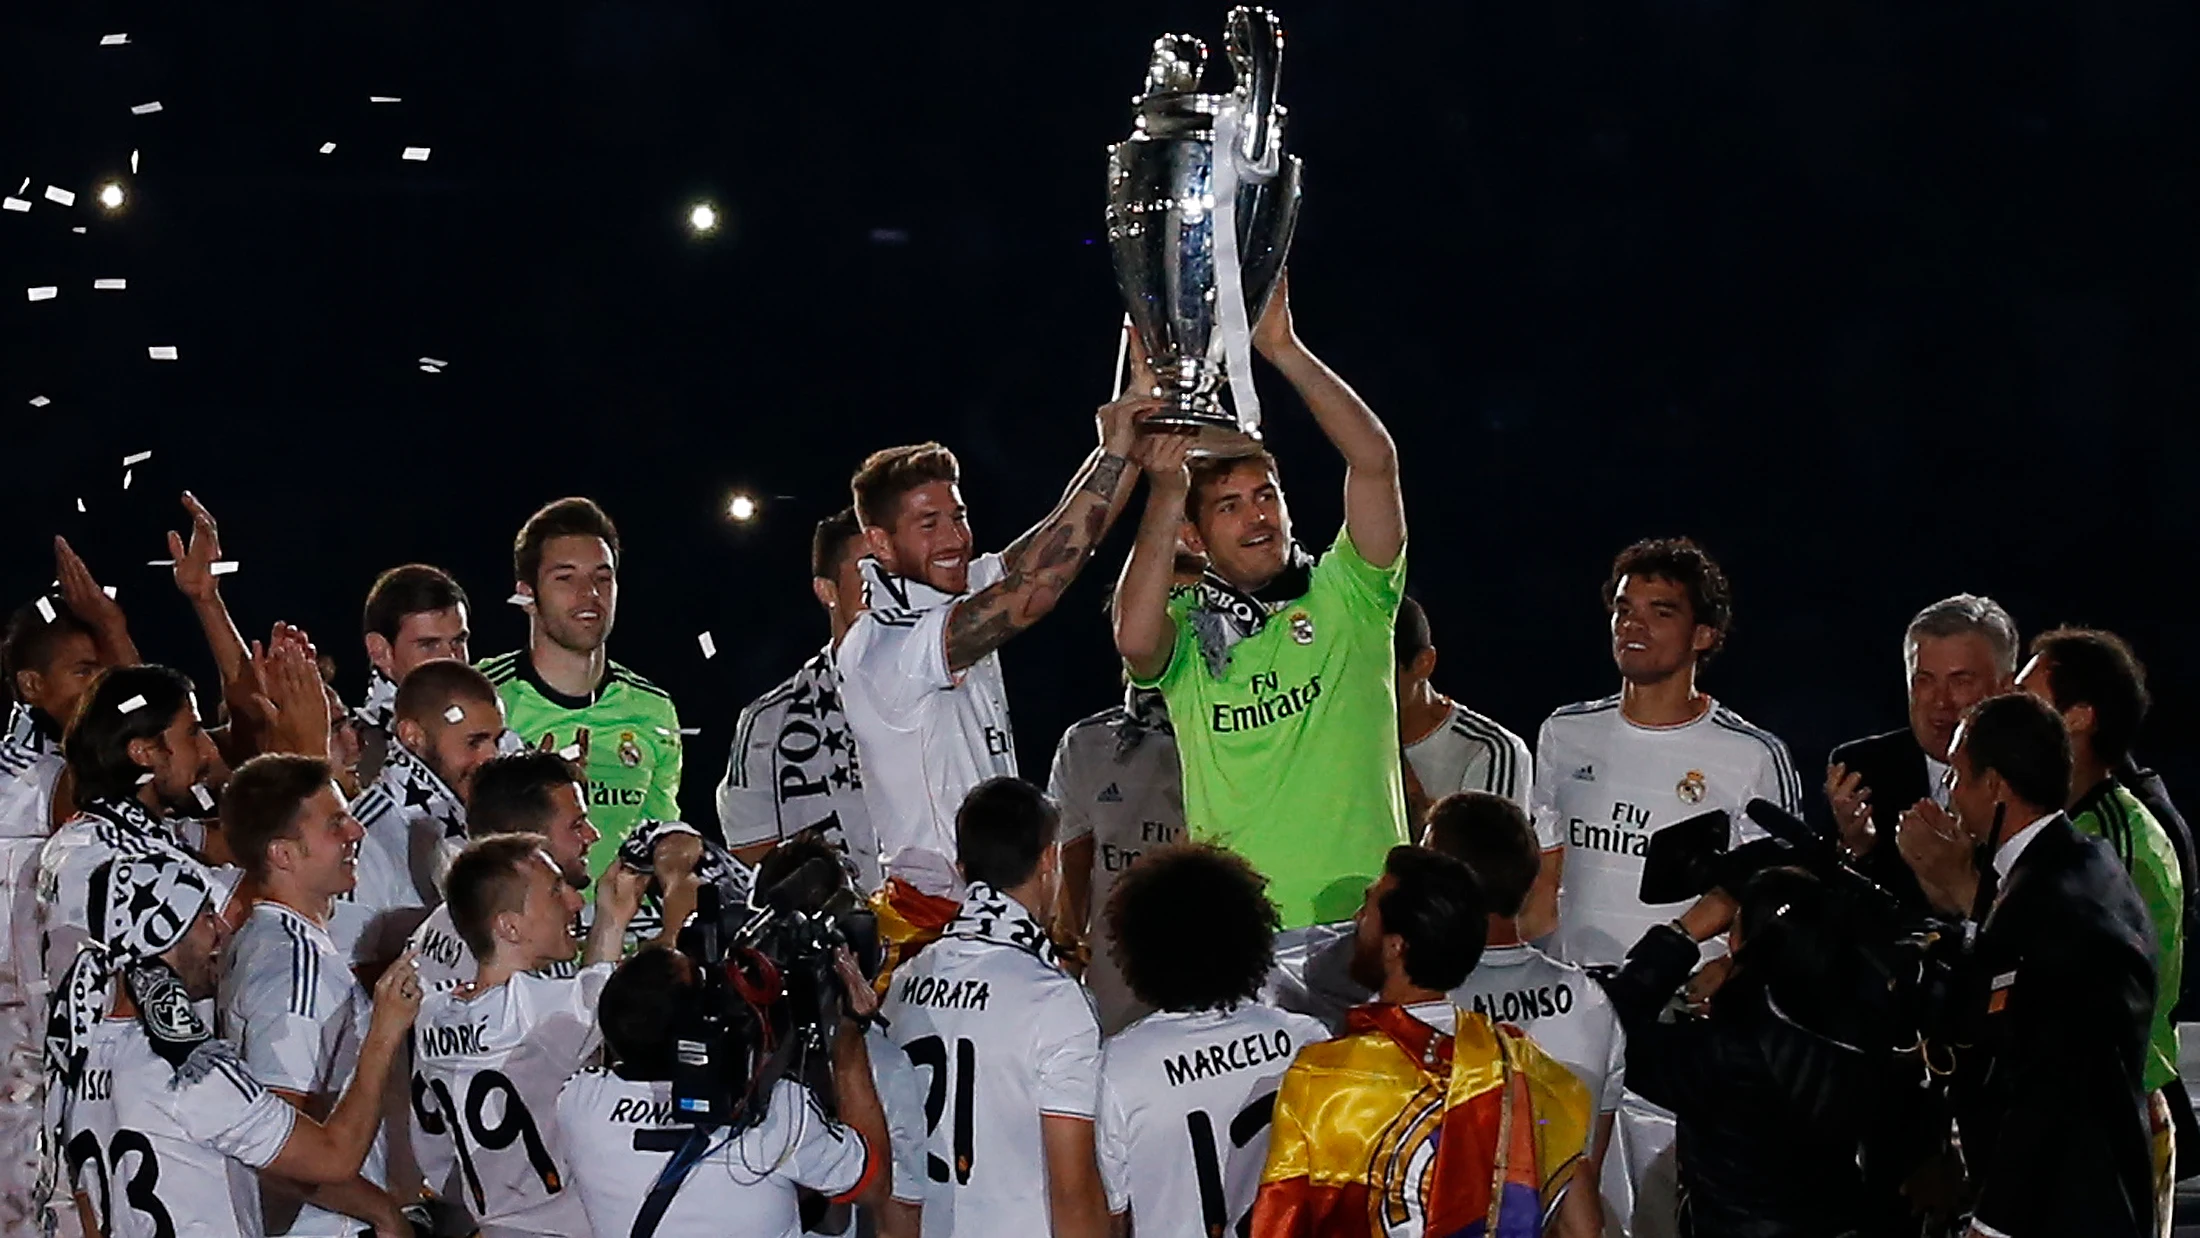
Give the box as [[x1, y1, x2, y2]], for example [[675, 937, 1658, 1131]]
[[645, 696, 684, 823], [1316, 527, 1407, 618]]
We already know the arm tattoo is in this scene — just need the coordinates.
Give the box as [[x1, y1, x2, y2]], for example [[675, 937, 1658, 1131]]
[[944, 452, 1133, 672]]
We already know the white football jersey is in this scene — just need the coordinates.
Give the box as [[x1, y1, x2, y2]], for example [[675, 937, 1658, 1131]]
[[717, 646, 881, 890], [62, 1023, 297, 1238], [1450, 942, 1625, 1118], [405, 904, 581, 993], [410, 965, 611, 1238], [881, 916, 1102, 1237], [1096, 1005, 1327, 1237], [340, 741, 463, 966], [1404, 702, 1533, 809], [2, 740, 62, 1011], [558, 1072, 870, 1238], [1047, 697, 1184, 1035], [838, 555, 1016, 895], [218, 900, 385, 1236], [1532, 696, 1802, 966]]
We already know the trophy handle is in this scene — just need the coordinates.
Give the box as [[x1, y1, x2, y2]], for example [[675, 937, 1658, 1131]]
[[1224, 7, 1284, 170]]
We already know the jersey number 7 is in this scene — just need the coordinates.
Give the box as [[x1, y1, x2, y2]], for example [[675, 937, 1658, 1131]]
[[902, 1035, 977, 1185]]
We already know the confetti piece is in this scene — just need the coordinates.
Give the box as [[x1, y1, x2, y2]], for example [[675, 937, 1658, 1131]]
[[14, 178, 25, 194], [557, 744, 583, 762], [135, 772, 154, 786], [208, 560, 240, 576], [148, 345, 178, 360], [34, 598, 55, 623], [697, 632, 717, 659], [28, 395, 50, 407], [319, 142, 336, 155], [130, 150, 139, 174], [100, 33, 128, 45], [44, 186, 74, 206], [27, 286, 56, 301], [419, 356, 447, 367], [191, 784, 215, 811], [507, 592, 530, 607], [145, 559, 175, 566], [122, 450, 151, 466], [418, 364, 439, 373], [71, 227, 85, 234], [443, 705, 465, 724], [94, 278, 126, 290], [129, 102, 163, 115], [401, 147, 431, 161], [370, 95, 401, 103], [117, 694, 147, 714], [102, 586, 117, 599], [678, 727, 702, 736], [1, 198, 28, 212], [75, 498, 85, 513], [122, 469, 132, 490]]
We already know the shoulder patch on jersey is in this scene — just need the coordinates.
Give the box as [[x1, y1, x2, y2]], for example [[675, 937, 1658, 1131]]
[[477, 652, 521, 683], [608, 663, 674, 701], [1709, 708, 1802, 805]]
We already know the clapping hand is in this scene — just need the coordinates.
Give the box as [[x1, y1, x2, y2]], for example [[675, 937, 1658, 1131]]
[[1896, 800, 1981, 918], [1826, 763, 1876, 856], [167, 491, 224, 604], [52, 536, 137, 662]]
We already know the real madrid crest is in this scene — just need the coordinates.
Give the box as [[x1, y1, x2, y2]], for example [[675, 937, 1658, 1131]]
[[619, 731, 644, 768], [1289, 612, 1315, 645], [1677, 769, 1707, 805]]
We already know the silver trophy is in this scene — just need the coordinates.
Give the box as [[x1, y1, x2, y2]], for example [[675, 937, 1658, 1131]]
[[1106, 6, 1302, 445]]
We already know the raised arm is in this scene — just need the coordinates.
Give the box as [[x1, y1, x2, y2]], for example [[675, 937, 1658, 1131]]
[[1111, 429, 1194, 682], [169, 492, 251, 691], [53, 538, 139, 666], [1253, 276, 1404, 568], [942, 390, 1161, 673]]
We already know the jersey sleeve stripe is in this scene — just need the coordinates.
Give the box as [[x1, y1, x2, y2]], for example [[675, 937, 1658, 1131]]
[[1548, 695, 1622, 721], [1448, 713, 1521, 800], [608, 667, 675, 701], [1711, 713, 1803, 811], [280, 919, 320, 1015]]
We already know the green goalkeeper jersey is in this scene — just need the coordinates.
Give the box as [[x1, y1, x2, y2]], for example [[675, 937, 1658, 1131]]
[[479, 649, 683, 877], [2071, 779, 2185, 1092]]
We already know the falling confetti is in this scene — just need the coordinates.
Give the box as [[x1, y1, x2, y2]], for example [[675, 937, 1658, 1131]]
[[117, 694, 147, 714], [129, 101, 163, 115], [75, 498, 85, 513], [418, 365, 438, 373], [697, 632, 718, 659], [190, 784, 215, 812], [370, 95, 401, 103], [135, 772, 154, 786], [2, 198, 28, 212], [34, 598, 55, 623], [678, 728, 703, 736], [44, 186, 74, 206], [70, 227, 85, 234], [208, 561, 241, 576], [28, 396, 50, 407], [148, 345, 178, 360], [401, 147, 431, 161], [122, 450, 152, 466], [506, 592, 530, 607], [94, 278, 126, 290], [557, 744, 583, 762], [27, 286, 56, 301], [122, 469, 132, 490], [319, 142, 336, 154], [145, 559, 175, 567], [99, 33, 128, 45], [419, 356, 447, 367], [130, 150, 139, 173], [443, 705, 465, 723], [102, 586, 117, 599]]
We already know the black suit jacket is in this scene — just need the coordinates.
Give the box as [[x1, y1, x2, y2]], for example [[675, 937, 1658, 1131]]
[[1821, 727, 1934, 916], [1953, 814, 2156, 1237]]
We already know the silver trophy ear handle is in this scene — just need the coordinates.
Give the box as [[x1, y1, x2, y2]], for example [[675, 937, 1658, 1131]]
[[1224, 6, 1285, 170], [1143, 34, 1209, 97]]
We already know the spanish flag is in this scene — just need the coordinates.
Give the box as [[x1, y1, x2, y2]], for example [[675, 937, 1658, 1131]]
[[1251, 1004, 1591, 1238]]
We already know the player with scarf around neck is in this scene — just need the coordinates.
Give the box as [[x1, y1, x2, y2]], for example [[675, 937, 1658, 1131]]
[[1113, 276, 1410, 931]]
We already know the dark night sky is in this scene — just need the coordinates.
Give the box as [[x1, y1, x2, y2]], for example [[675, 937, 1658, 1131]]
[[5, 1, 2196, 830]]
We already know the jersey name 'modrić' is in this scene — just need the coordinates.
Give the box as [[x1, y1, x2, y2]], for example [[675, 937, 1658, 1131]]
[[1161, 1028, 1295, 1088], [1209, 674, 1322, 734], [896, 972, 992, 1011]]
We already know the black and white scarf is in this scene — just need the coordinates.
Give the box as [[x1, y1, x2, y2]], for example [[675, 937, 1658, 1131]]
[[618, 818, 755, 941], [376, 738, 468, 841], [1114, 686, 1173, 760], [40, 852, 221, 1227], [5, 701, 61, 756], [78, 794, 188, 855], [1185, 543, 1317, 677], [942, 882, 1063, 970], [354, 669, 398, 732]]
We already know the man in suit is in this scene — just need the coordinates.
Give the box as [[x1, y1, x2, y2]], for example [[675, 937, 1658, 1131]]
[[1897, 692, 2156, 1238], [1824, 593, 2019, 913]]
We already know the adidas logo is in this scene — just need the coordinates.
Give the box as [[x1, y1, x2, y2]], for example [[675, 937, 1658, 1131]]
[[1098, 783, 1123, 804], [1571, 765, 1596, 782]]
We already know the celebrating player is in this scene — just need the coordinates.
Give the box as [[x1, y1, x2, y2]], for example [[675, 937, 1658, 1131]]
[[216, 754, 405, 1236], [837, 379, 1156, 903], [1396, 597, 1532, 819], [717, 507, 878, 881], [409, 835, 645, 1238], [481, 498, 682, 878], [355, 565, 474, 781], [50, 850, 425, 1238], [1096, 843, 1323, 1238], [1426, 792, 1623, 1237], [880, 777, 1109, 1238], [1113, 277, 1410, 933]]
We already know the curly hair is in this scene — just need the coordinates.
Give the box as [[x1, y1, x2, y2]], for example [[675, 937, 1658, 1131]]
[[1603, 536, 1734, 662], [1104, 843, 1279, 1013]]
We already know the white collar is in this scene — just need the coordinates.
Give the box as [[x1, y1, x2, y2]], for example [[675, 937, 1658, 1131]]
[[1991, 812, 2058, 884], [860, 556, 964, 612], [1403, 999, 1457, 1034], [1476, 942, 1534, 967]]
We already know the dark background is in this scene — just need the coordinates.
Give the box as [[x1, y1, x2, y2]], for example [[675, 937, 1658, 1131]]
[[5, 1, 2195, 831]]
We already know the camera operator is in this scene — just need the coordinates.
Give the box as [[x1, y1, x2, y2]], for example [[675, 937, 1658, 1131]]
[[751, 835, 928, 1237], [408, 835, 646, 1238], [557, 943, 891, 1238], [1597, 867, 1884, 1238], [1895, 693, 2155, 1237]]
